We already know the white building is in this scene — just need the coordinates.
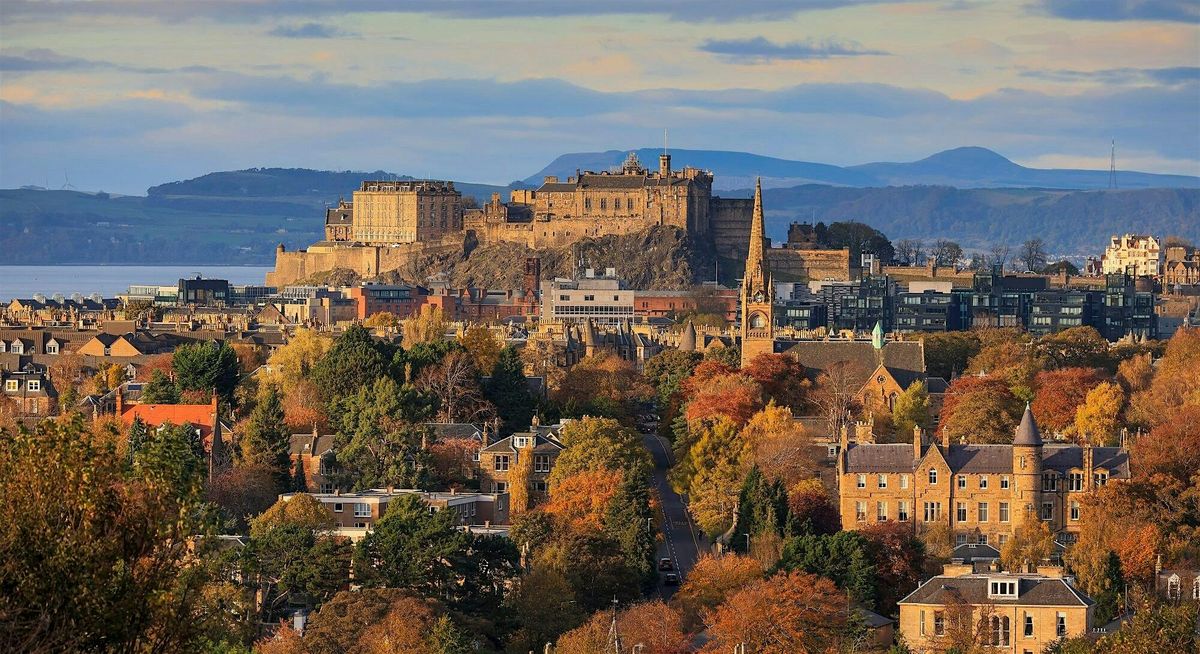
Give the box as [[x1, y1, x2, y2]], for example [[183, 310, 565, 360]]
[[539, 269, 635, 325], [1102, 234, 1161, 278]]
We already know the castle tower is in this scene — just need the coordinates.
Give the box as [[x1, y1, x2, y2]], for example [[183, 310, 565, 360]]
[[1011, 404, 1044, 528], [740, 178, 774, 367]]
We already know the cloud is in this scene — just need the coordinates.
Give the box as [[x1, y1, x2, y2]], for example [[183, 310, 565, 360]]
[[268, 22, 357, 38], [1020, 66, 1200, 85], [699, 36, 889, 62], [1032, 0, 1199, 23], [0, 0, 896, 24], [0, 48, 170, 73]]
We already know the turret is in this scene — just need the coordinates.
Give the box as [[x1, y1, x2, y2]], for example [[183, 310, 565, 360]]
[[1012, 404, 1044, 527], [659, 153, 672, 177]]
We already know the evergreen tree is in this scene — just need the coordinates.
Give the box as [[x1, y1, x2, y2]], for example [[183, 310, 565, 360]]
[[604, 471, 658, 591], [310, 324, 389, 403], [425, 615, 473, 654], [139, 369, 179, 404], [127, 416, 149, 465], [484, 346, 535, 434], [291, 456, 308, 493], [732, 465, 789, 553], [1092, 551, 1125, 625], [241, 385, 291, 487], [171, 341, 239, 402]]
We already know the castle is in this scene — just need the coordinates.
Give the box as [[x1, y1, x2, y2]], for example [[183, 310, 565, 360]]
[[266, 152, 857, 287]]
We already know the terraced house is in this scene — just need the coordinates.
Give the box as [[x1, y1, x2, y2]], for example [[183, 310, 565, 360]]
[[836, 407, 1129, 547]]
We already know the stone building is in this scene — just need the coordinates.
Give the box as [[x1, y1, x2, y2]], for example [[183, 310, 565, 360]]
[[1163, 244, 1200, 288], [325, 199, 353, 242], [280, 488, 510, 540], [476, 420, 565, 503], [351, 180, 463, 244], [740, 179, 775, 367], [898, 563, 1095, 654], [1101, 234, 1161, 277], [836, 407, 1129, 547]]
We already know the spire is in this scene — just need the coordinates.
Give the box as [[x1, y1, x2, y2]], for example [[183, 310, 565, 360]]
[[748, 177, 765, 271], [871, 320, 884, 350], [679, 320, 697, 352], [1013, 403, 1043, 446]]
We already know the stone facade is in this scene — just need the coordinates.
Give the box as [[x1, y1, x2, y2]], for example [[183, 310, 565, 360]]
[[1102, 233, 1161, 277], [351, 180, 463, 244], [740, 180, 775, 367], [837, 409, 1129, 546], [476, 424, 564, 505], [1164, 245, 1200, 288]]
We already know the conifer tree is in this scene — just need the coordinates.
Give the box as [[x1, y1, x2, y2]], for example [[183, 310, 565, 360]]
[[241, 385, 291, 487], [484, 346, 535, 435]]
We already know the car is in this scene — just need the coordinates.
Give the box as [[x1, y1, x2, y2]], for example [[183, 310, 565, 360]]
[[658, 558, 674, 571], [662, 572, 680, 586]]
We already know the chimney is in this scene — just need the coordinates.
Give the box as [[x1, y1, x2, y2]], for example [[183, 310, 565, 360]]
[[941, 426, 951, 450], [913, 425, 924, 460], [115, 386, 124, 416], [386, 485, 394, 494]]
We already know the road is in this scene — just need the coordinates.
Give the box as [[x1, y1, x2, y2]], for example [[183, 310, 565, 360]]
[[642, 430, 710, 599]]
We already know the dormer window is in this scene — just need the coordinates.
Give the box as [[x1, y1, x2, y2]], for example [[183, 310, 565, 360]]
[[11, 341, 23, 354], [514, 436, 531, 449], [27, 380, 40, 392], [46, 340, 59, 355], [988, 579, 1018, 599], [4, 380, 17, 392]]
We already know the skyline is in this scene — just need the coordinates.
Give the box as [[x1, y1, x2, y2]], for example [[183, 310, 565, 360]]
[[1, 0, 1198, 195]]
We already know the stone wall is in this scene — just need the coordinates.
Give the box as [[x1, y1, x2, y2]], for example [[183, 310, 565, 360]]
[[463, 214, 664, 250], [767, 248, 856, 282], [264, 236, 465, 287], [710, 197, 754, 258]]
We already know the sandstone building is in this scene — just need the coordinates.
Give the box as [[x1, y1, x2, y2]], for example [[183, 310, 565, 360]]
[[1101, 233, 1160, 277], [836, 407, 1129, 547]]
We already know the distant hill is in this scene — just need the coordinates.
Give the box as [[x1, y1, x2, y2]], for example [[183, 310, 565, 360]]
[[523, 146, 1200, 191]]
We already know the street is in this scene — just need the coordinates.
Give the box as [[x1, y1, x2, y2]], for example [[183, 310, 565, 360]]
[[642, 430, 710, 599]]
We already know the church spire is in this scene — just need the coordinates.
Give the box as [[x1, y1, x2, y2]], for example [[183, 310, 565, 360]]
[[746, 177, 766, 278], [740, 177, 775, 367]]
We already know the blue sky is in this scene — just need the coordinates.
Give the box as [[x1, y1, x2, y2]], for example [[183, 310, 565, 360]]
[[0, 0, 1197, 194]]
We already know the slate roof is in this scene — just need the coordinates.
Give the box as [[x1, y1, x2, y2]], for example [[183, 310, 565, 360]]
[[945, 445, 1013, 474], [424, 423, 483, 441], [846, 442, 1130, 477], [481, 431, 564, 454], [783, 340, 925, 386], [1013, 405, 1043, 446], [950, 543, 1001, 562], [900, 574, 1093, 607], [288, 434, 336, 457], [845, 443, 916, 473], [1043, 445, 1130, 478]]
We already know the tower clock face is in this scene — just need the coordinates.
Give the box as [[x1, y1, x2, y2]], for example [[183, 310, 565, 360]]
[[753, 291, 764, 303]]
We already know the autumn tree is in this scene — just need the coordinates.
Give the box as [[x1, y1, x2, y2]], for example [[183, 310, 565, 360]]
[[701, 571, 848, 654], [1115, 352, 1154, 394], [556, 601, 691, 654], [140, 368, 180, 404], [811, 360, 867, 438], [244, 499, 353, 620], [683, 371, 763, 427], [362, 311, 399, 334], [543, 468, 624, 531], [509, 443, 534, 515], [1000, 518, 1055, 571], [1127, 327, 1200, 428], [673, 417, 744, 537], [1032, 367, 1105, 434], [504, 566, 587, 651], [208, 463, 280, 533], [262, 328, 333, 395], [401, 305, 448, 346], [860, 520, 926, 613], [786, 478, 841, 536], [417, 350, 494, 424], [1071, 381, 1125, 446], [1036, 326, 1113, 371], [742, 352, 810, 410], [672, 554, 763, 631], [740, 403, 820, 488], [939, 375, 1023, 444], [548, 417, 652, 487], [554, 352, 653, 420], [922, 331, 981, 380], [891, 380, 931, 441], [965, 334, 1043, 400], [460, 323, 502, 374]]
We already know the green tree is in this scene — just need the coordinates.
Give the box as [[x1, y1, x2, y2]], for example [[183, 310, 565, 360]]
[[548, 417, 653, 487], [778, 531, 878, 609], [291, 456, 307, 492], [329, 376, 437, 490], [1092, 551, 1125, 626], [126, 415, 149, 464], [310, 324, 390, 403], [1037, 326, 1114, 371], [244, 521, 352, 620], [139, 369, 180, 404], [891, 380, 931, 439], [483, 346, 535, 435], [603, 471, 658, 591], [425, 615, 474, 654], [240, 385, 291, 486], [172, 340, 240, 401], [732, 465, 789, 553], [922, 331, 982, 380]]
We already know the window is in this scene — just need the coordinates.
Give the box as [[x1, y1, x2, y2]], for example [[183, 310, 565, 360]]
[[1041, 502, 1054, 521], [956, 533, 968, 546], [1000, 502, 1010, 523], [27, 380, 40, 392], [979, 475, 989, 489], [46, 342, 58, 355], [1042, 473, 1058, 492], [920, 610, 926, 636], [898, 501, 909, 522], [856, 501, 867, 522], [320, 483, 334, 494], [900, 474, 910, 489], [533, 481, 547, 492], [533, 454, 551, 473], [934, 611, 945, 636], [1070, 501, 1080, 521], [998, 533, 1009, 546], [992, 616, 1011, 646], [989, 580, 1017, 598], [1024, 614, 1034, 637], [924, 502, 941, 521], [957, 475, 967, 489], [354, 503, 371, 518], [980, 534, 989, 546], [1056, 612, 1067, 637], [877, 474, 887, 489], [3, 380, 16, 392], [1167, 574, 1181, 599], [495, 482, 507, 493], [957, 502, 967, 522], [877, 501, 887, 522], [1094, 472, 1108, 487], [857, 474, 866, 489], [1068, 472, 1084, 492], [494, 455, 510, 472], [333, 503, 343, 513], [978, 502, 989, 522], [929, 469, 938, 485], [559, 294, 569, 301], [1001, 475, 1010, 489]]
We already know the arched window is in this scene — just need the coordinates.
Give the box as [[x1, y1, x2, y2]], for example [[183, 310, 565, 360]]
[[750, 313, 767, 329], [1193, 576, 1200, 600], [1167, 574, 1181, 600]]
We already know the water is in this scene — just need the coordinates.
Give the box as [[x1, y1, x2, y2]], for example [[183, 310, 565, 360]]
[[0, 265, 274, 300]]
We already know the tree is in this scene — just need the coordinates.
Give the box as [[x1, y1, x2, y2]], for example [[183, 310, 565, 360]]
[[251, 494, 336, 538], [1042, 259, 1080, 276], [1000, 519, 1055, 571], [931, 239, 963, 267], [938, 375, 1023, 444], [1115, 352, 1154, 394], [554, 353, 653, 420], [543, 469, 624, 532], [401, 305, 448, 346], [0, 416, 222, 652], [556, 601, 691, 654], [922, 331, 981, 380], [604, 471, 658, 591], [822, 221, 895, 263], [701, 571, 848, 654], [860, 521, 926, 613], [672, 417, 744, 537], [1037, 326, 1113, 371], [892, 380, 931, 440], [505, 566, 587, 650], [362, 311, 398, 334], [812, 360, 867, 439], [483, 346, 535, 435], [1128, 327, 1200, 429], [703, 344, 742, 369], [262, 328, 333, 395], [965, 331, 1043, 400], [139, 368, 180, 404], [1093, 601, 1200, 653], [672, 554, 763, 632], [1032, 367, 1105, 434], [786, 478, 841, 536], [509, 443, 534, 515], [244, 520, 352, 620], [894, 239, 924, 266], [241, 384, 292, 485], [1018, 238, 1047, 272], [741, 403, 820, 488], [742, 353, 810, 410], [460, 323, 502, 374], [732, 466, 788, 554], [208, 463, 281, 533], [417, 351, 493, 424], [329, 376, 437, 490], [532, 531, 643, 612], [1072, 381, 1125, 446], [309, 324, 389, 403], [989, 243, 1010, 271], [172, 340, 240, 401], [777, 531, 877, 608], [548, 417, 653, 487], [684, 371, 763, 427]]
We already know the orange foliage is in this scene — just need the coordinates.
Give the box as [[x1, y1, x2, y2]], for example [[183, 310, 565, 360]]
[[681, 360, 735, 400], [701, 571, 847, 654], [1129, 327, 1200, 427], [358, 597, 435, 654], [742, 353, 810, 410], [556, 601, 692, 654], [1032, 367, 1105, 433], [542, 468, 623, 532], [672, 554, 763, 631], [938, 375, 1022, 443], [684, 373, 762, 427], [282, 379, 329, 433]]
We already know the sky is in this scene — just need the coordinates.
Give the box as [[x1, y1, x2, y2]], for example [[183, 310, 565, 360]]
[[0, 0, 1198, 195]]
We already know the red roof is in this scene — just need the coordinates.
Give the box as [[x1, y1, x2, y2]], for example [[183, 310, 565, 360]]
[[121, 403, 216, 438]]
